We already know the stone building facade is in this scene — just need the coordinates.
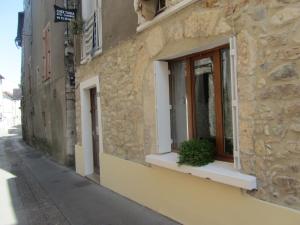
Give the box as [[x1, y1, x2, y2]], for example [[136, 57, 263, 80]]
[[19, 0, 77, 165], [75, 0, 300, 224]]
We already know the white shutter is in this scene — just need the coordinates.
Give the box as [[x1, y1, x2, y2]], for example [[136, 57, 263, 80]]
[[154, 61, 172, 154], [82, 0, 97, 21], [83, 13, 95, 56], [95, 1, 102, 51], [229, 36, 241, 169]]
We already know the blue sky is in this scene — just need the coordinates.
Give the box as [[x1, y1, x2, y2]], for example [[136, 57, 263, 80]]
[[0, 1, 23, 89]]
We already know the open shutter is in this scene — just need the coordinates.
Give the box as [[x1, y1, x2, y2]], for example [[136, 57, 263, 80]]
[[83, 13, 95, 57], [229, 36, 241, 169], [154, 61, 172, 154]]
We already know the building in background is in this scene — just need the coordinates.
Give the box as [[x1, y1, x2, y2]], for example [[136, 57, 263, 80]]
[[0, 74, 4, 121], [16, 0, 77, 165], [2, 89, 21, 127], [74, 0, 300, 225], [0, 74, 21, 135]]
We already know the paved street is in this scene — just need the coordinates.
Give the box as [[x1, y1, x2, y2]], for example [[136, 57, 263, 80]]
[[0, 126, 180, 225]]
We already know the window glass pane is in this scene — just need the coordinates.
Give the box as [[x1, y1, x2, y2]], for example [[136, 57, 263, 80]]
[[194, 57, 216, 142], [160, 0, 166, 9], [221, 48, 233, 155], [170, 61, 187, 149]]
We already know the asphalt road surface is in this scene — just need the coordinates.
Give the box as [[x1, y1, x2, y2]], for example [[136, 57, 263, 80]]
[[0, 126, 180, 225]]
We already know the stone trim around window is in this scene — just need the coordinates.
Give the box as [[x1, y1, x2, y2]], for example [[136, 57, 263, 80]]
[[137, 0, 198, 33], [146, 153, 257, 190]]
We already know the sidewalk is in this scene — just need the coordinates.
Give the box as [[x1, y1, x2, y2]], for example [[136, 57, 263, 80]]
[[0, 134, 180, 225]]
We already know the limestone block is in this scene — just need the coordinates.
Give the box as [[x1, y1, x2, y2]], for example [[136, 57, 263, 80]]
[[239, 120, 254, 152], [270, 7, 300, 26], [269, 63, 298, 81], [239, 101, 256, 119], [240, 152, 255, 174], [133, 47, 150, 92], [285, 102, 300, 117], [259, 84, 300, 100], [214, 17, 232, 35], [248, 6, 267, 21], [254, 157, 271, 187], [270, 123, 287, 138], [256, 77, 266, 88], [238, 76, 256, 101], [184, 9, 220, 38], [290, 123, 300, 133], [283, 196, 300, 207], [146, 26, 166, 57], [255, 120, 265, 135], [286, 141, 300, 154], [201, 0, 219, 8], [237, 30, 257, 76], [167, 21, 184, 41], [256, 104, 282, 120], [278, 46, 300, 60], [273, 176, 300, 192], [292, 23, 300, 43], [255, 140, 271, 156], [143, 66, 156, 155]]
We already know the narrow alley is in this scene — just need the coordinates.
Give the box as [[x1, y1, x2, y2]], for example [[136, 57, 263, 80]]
[[0, 128, 179, 225]]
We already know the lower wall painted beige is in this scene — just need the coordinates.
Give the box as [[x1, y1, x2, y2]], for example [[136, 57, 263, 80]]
[[99, 152, 300, 225]]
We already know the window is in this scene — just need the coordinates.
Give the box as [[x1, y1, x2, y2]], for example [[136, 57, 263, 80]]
[[169, 46, 233, 161], [157, 0, 166, 14], [42, 23, 51, 81], [81, 0, 102, 61]]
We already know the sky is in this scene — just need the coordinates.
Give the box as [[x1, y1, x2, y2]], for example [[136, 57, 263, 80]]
[[0, 1, 23, 92]]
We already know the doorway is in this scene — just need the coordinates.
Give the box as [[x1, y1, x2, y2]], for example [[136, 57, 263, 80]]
[[78, 76, 103, 178], [90, 88, 100, 174]]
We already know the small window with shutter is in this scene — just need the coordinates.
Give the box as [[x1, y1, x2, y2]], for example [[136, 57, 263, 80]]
[[42, 22, 51, 81]]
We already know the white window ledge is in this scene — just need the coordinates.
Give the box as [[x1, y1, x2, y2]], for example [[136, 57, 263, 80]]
[[80, 48, 103, 65], [146, 153, 257, 190], [137, 0, 198, 33]]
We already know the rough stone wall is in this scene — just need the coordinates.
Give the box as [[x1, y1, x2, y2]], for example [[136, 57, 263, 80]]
[[76, 0, 300, 210]]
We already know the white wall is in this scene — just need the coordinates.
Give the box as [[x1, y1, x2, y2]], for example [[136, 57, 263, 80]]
[[1, 97, 21, 127], [0, 79, 3, 120]]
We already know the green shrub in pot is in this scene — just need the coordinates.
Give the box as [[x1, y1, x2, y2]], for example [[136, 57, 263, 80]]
[[178, 139, 215, 167]]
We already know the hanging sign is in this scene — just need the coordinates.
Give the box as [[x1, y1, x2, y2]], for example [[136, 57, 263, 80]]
[[54, 5, 76, 22]]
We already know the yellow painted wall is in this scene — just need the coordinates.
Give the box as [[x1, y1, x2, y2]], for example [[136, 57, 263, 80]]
[[100, 153, 300, 225]]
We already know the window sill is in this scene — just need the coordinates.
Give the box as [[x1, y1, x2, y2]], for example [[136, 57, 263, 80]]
[[137, 0, 198, 33], [145, 153, 257, 190], [80, 48, 103, 65]]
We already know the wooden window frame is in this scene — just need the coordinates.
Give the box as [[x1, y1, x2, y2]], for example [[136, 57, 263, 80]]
[[169, 44, 233, 162]]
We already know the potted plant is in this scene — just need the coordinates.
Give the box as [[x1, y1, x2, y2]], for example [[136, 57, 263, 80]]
[[178, 139, 215, 167]]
